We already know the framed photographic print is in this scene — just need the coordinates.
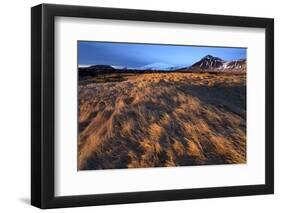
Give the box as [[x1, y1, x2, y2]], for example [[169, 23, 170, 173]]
[[31, 3, 274, 209]]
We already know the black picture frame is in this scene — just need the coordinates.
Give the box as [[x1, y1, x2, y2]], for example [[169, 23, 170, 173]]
[[31, 3, 274, 209]]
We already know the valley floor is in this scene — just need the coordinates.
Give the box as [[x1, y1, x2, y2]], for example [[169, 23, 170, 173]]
[[78, 72, 246, 170]]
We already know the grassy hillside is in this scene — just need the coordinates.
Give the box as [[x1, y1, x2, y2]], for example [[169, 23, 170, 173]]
[[78, 72, 246, 170]]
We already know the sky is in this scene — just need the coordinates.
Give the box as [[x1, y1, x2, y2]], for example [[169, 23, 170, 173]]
[[78, 41, 247, 68]]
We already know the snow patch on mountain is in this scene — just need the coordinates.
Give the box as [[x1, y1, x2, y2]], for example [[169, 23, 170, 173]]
[[139, 62, 177, 71]]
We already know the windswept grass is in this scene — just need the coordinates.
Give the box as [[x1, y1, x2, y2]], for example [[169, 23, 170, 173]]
[[78, 72, 246, 170]]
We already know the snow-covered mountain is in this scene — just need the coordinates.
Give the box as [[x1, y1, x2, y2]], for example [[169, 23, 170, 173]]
[[189, 55, 246, 72], [191, 55, 225, 70], [138, 55, 246, 72], [79, 64, 94, 68], [139, 62, 178, 71], [222, 59, 247, 70]]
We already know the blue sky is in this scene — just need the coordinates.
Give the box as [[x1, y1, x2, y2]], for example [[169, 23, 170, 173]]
[[78, 41, 246, 68]]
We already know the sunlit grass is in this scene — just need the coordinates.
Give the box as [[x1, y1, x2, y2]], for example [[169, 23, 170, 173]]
[[78, 72, 246, 170]]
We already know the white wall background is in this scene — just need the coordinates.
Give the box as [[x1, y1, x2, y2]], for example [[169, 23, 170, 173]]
[[0, 0, 279, 212]]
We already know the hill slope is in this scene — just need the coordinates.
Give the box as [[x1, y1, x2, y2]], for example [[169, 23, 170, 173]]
[[78, 72, 246, 170]]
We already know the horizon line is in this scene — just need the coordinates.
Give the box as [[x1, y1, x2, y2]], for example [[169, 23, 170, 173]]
[[78, 56, 247, 69]]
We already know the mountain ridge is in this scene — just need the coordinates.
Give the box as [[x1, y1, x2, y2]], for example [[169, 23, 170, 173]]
[[79, 55, 246, 77]]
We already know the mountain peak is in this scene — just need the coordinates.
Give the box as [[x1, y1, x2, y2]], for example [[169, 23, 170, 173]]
[[191, 55, 224, 70], [202, 54, 215, 59], [190, 55, 246, 72], [201, 55, 223, 61]]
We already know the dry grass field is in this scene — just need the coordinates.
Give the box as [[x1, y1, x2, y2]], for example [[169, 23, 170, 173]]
[[78, 72, 246, 170]]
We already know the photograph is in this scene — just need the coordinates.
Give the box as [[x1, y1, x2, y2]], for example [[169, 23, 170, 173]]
[[30, 3, 274, 209], [78, 41, 247, 170]]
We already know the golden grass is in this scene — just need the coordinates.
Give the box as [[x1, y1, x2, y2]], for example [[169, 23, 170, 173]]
[[186, 139, 203, 158], [149, 123, 163, 142], [172, 139, 186, 156], [78, 72, 246, 170]]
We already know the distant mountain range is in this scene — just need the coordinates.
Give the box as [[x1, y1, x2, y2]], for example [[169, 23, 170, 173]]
[[79, 55, 246, 77], [139, 62, 187, 71]]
